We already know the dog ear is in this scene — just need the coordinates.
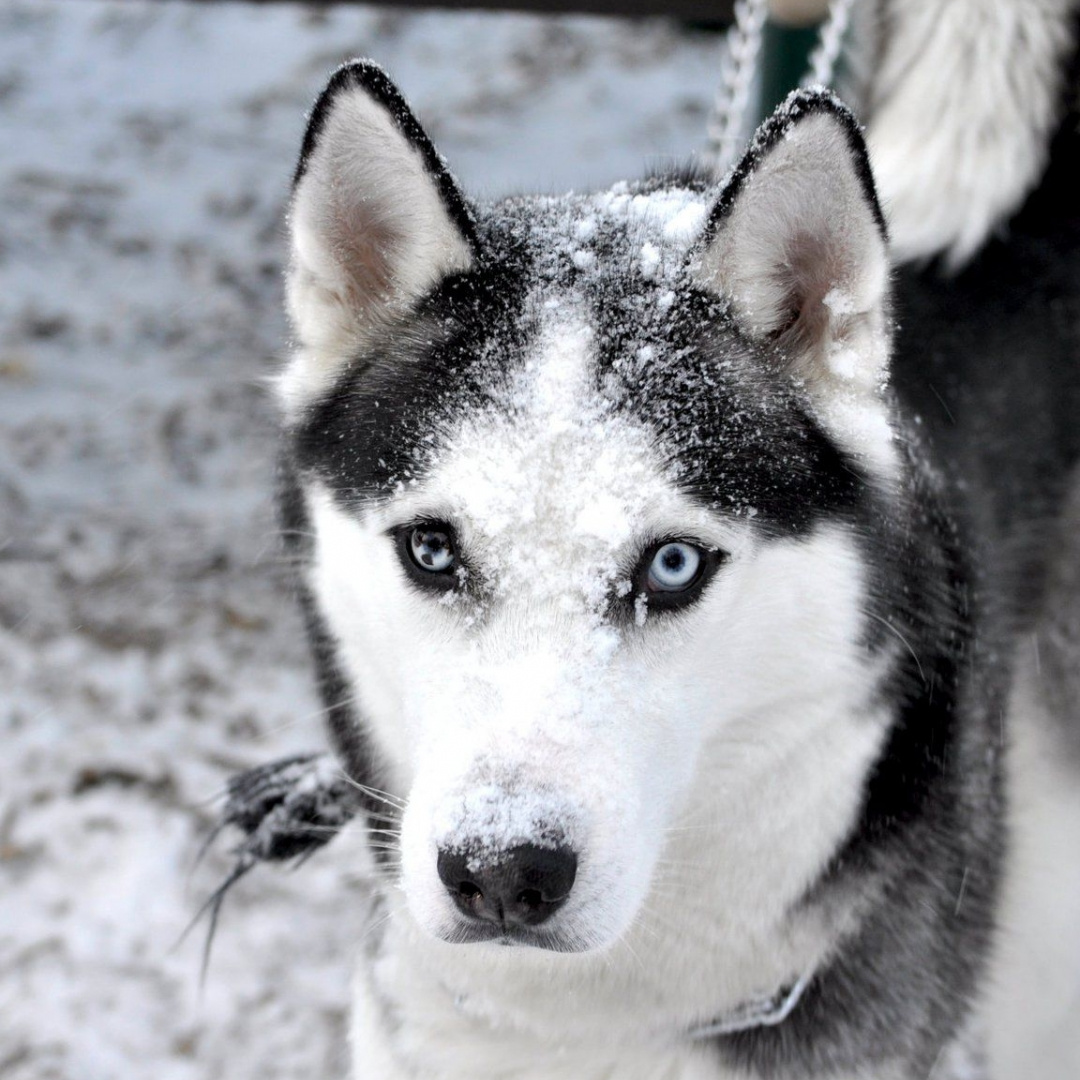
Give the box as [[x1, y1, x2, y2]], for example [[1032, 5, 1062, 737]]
[[283, 61, 478, 408], [691, 90, 890, 398]]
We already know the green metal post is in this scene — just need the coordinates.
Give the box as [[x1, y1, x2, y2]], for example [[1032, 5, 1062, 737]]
[[756, 19, 823, 126]]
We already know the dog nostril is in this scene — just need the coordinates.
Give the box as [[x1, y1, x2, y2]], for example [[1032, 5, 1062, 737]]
[[458, 881, 482, 900], [516, 888, 543, 909]]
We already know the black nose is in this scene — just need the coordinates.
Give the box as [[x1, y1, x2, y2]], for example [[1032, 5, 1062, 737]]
[[437, 843, 578, 927]]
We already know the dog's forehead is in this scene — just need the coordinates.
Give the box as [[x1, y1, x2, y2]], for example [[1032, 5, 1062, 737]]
[[424, 311, 716, 608], [297, 180, 866, 559], [401, 187, 725, 602]]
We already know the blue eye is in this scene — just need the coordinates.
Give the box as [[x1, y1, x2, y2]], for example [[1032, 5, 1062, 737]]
[[647, 542, 702, 592], [408, 525, 455, 573]]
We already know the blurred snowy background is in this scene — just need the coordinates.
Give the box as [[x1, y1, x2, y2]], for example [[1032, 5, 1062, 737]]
[[0, 2, 724, 1076]]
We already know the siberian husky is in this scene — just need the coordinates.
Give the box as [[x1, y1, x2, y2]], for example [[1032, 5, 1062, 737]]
[[222, 8, 1080, 1078]]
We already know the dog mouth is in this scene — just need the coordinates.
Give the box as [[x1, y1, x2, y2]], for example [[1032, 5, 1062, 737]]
[[440, 918, 590, 953]]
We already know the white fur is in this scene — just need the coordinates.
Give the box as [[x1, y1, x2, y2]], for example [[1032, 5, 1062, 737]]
[[867, 0, 1076, 269]]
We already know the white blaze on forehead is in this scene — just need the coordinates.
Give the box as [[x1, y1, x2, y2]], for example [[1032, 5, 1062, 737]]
[[428, 312, 683, 615]]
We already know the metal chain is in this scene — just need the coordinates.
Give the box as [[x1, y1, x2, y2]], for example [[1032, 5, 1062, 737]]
[[704, 0, 770, 177], [705, 0, 853, 178]]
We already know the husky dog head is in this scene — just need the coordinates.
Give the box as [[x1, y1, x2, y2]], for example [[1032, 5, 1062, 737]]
[[281, 62, 897, 960]]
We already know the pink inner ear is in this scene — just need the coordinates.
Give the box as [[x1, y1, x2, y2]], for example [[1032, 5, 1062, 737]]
[[333, 197, 401, 309], [770, 228, 843, 364]]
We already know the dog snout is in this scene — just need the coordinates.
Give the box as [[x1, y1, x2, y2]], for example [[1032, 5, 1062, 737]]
[[437, 843, 578, 928]]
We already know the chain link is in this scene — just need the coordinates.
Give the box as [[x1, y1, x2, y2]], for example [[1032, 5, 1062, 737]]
[[803, 0, 856, 88]]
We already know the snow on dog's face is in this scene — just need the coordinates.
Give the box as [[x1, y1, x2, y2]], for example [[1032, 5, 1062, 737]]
[[281, 64, 894, 954]]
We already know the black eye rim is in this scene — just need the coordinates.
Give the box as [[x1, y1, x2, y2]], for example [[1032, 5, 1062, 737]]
[[632, 537, 725, 613], [392, 520, 462, 592]]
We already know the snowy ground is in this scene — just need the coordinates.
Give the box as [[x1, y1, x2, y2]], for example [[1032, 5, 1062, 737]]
[[0, 4, 722, 1076]]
